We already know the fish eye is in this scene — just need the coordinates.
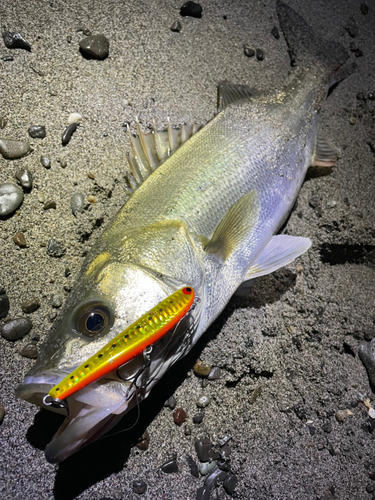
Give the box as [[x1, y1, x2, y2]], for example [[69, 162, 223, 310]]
[[75, 303, 113, 337]]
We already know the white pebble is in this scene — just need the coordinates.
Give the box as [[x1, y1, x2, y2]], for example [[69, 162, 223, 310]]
[[68, 113, 82, 124], [369, 408, 375, 419]]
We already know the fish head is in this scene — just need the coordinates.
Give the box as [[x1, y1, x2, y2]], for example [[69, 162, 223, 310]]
[[16, 229, 205, 462]]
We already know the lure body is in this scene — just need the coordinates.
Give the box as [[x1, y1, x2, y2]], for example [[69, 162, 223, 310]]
[[48, 287, 194, 401]]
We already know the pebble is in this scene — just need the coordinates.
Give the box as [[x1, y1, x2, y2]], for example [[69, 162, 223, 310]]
[[186, 455, 199, 477], [223, 472, 238, 495], [271, 26, 280, 39], [68, 112, 82, 124], [87, 195, 96, 204], [60, 158, 68, 168], [47, 239, 66, 258], [0, 403, 4, 424], [195, 438, 213, 462], [194, 360, 212, 377], [28, 125, 46, 139], [40, 156, 51, 168], [180, 1, 202, 18], [256, 48, 264, 61], [0, 290, 10, 319], [199, 460, 217, 476], [345, 21, 359, 38], [0, 183, 24, 216], [0, 118, 7, 129], [218, 435, 232, 447], [208, 367, 221, 380], [249, 385, 262, 404], [79, 34, 109, 59], [361, 3, 369, 15], [193, 412, 204, 424], [2, 31, 31, 50], [43, 200, 57, 210], [184, 425, 192, 436], [13, 232, 27, 247], [62, 123, 79, 145], [83, 29, 92, 36], [197, 395, 211, 408], [164, 395, 177, 409], [50, 293, 64, 308], [0, 317, 32, 341], [70, 192, 85, 215], [37, 192, 45, 203], [21, 298, 40, 313], [359, 339, 375, 390], [161, 458, 178, 473], [136, 430, 150, 450], [0, 138, 30, 159], [173, 407, 186, 425], [171, 21, 182, 32], [15, 169, 33, 190], [204, 468, 228, 490], [2, 55, 14, 61], [132, 480, 147, 495], [20, 344, 38, 359], [243, 45, 255, 58]]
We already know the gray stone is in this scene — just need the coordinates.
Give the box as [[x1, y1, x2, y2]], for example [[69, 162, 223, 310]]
[[15, 169, 33, 190], [28, 125, 46, 138], [1, 317, 32, 341], [243, 46, 255, 58], [62, 123, 79, 145], [180, 1, 202, 18], [163, 395, 177, 409], [21, 298, 40, 313], [132, 480, 147, 494], [20, 344, 38, 359], [0, 118, 7, 129], [160, 458, 178, 473], [40, 156, 51, 168], [70, 192, 85, 215], [195, 437, 213, 462], [208, 366, 221, 380], [13, 232, 27, 247], [2, 31, 31, 50], [47, 239, 66, 258], [197, 394, 212, 408], [171, 21, 182, 32], [186, 455, 199, 477], [0, 139, 30, 159], [50, 293, 64, 308], [359, 339, 375, 390], [79, 34, 109, 59], [43, 200, 57, 210], [0, 183, 24, 216], [199, 460, 217, 476], [223, 472, 238, 495], [0, 290, 10, 319]]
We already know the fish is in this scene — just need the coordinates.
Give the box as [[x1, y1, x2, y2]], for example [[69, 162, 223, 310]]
[[16, 1, 353, 463]]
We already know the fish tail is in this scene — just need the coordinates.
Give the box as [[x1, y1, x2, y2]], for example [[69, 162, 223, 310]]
[[276, 1, 349, 74]]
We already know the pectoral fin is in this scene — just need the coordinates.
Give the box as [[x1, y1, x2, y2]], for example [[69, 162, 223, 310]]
[[245, 234, 311, 280], [205, 190, 259, 261]]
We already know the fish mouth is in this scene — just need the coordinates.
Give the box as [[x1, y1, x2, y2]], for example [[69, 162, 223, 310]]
[[16, 371, 135, 463]]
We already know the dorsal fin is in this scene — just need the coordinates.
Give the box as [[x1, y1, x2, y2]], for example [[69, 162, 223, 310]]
[[217, 81, 254, 110], [125, 120, 203, 193]]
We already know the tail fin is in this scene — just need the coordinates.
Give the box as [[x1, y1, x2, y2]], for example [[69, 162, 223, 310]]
[[276, 1, 348, 73]]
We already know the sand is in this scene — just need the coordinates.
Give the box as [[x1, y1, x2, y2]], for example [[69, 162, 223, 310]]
[[1, 0, 375, 499]]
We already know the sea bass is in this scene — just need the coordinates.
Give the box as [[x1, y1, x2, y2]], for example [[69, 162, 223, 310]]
[[16, 1, 351, 463]]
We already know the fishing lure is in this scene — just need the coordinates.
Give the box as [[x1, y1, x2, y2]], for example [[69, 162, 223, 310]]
[[45, 287, 195, 404]]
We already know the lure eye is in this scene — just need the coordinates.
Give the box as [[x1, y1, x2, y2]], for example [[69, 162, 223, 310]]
[[75, 303, 112, 337]]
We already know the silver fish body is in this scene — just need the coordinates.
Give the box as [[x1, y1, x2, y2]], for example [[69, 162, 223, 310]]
[[16, 1, 350, 462]]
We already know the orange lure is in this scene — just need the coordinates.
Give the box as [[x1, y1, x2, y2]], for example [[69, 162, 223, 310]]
[[48, 287, 195, 401]]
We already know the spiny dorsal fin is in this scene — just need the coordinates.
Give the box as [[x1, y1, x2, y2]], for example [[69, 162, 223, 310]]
[[125, 120, 203, 193], [217, 81, 254, 110]]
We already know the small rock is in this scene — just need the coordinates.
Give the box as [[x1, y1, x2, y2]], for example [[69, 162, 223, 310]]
[[199, 460, 217, 476], [62, 122, 79, 145], [193, 413, 204, 424], [43, 200, 57, 210], [79, 34, 109, 59], [50, 293, 64, 308], [180, 1, 202, 18], [208, 367, 221, 380], [2, 55, 13, 62], [361, 3, 369, 15], [184, 425, 192, 436], [194, 360, 212, 377], [345, 21, 358, 37], [2, 31, 31, 50], [195, 437, 213, 462], [28, 125, 46, 139], [0, 403, 4, 424], [223, 472, 238, 495], [83, 28, 92, 36], [349, 117, 357, 125], [70, 192, 85, 215], [359, 339, 375, 390], [21, 298, 40, 313], [204, 468, 228, 491], [47, 239, 66, 258], [186, 455, 199, 477], [64, 267, 71, 277], [88, 172, 95, 180], [173, 407, 187, 426], [171, 21, 182, 32], [136, 430, 150, 450], [132, 480, 147, 495], [218, 435, 232, 447], [15, 169, 33, 190], [161, 458, 178, 473], [0, 183, 24, 216], [40, 155, 51, 168], [13, 232, 27, 247], [164, 395, 176, 409], [0, 290, 10, 319], [249, 385, 262, 404], [271, 26, 280, 39], [37, 192, 45, 203], [322, 421, 332, 433], [68, 112, 82, 124], [0, 317, 32, 341], [0, 138, 30, 159], [20, 343, 38, 359], [256, 48, 264, 61], [197, 394, 211, 408], [87, 195, 96, 204], [243, 46, 255, 58]]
